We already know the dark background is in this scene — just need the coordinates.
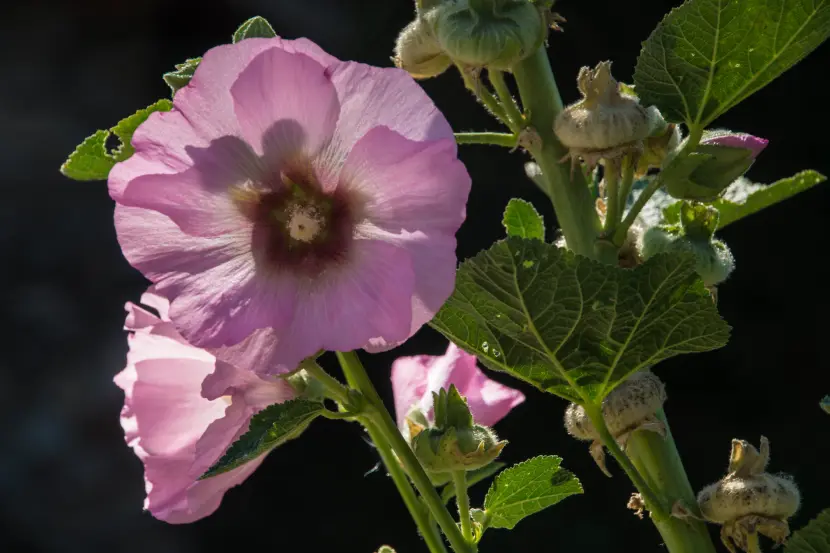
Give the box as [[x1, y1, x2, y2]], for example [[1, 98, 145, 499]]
[[1, 1, 828, 552]]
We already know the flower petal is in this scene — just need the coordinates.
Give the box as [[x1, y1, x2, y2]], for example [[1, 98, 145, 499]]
[[340, 126, 470, 234], [231, 47, 340, 159]]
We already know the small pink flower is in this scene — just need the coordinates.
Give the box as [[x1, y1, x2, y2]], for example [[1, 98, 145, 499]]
[[702, 130, 768, 158], [391, 342, 525, 435], [114, 290, 297, 523], [110, 37, 470, 374]]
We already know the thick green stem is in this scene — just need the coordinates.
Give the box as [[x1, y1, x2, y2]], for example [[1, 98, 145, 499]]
[[511, 47, 611, 263], [583, 403, 667, 518], [617, 156, 635, 220], [625, 410, 717, 553], [452, 472, 474, 544], [336, 352, 473, 553], [454, 132, 517, 148], [488, 70, 524, 131], [362, 417, 449, 553], [604, 160, 621, 235]]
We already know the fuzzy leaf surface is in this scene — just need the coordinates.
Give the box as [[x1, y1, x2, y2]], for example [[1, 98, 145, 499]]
[[202, 399, 323, 478], [634, 0, 830, 126], [502, 198, 545, 240], [430, 237, 730, 401], [483, 456, 582, 530], [786, 508, 830, 553]]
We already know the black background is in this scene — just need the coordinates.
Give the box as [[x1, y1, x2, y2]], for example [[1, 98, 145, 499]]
[[1, 1, 828, 552]]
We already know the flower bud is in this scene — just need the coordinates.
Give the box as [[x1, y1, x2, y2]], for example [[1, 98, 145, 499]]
[[410, 385, 507, 473], [428, 0, 547, 70], [564, 371, 667, 476], [640, 225, 734, 288], [697, 437, 800, 552], [701, 130, 768, 159], [555, 62, 657, 153], [394, 17, 452, 79]]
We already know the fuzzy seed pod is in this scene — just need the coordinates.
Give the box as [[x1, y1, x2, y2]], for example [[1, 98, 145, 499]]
[[411, 424, 506, 473], [697, 437, 800, 552], [394, 17, 452, 79], [565, 371, 667, 441], [554, 62, 655, 152], [428, 0, 547, 70], [640, 227, 735, 287]]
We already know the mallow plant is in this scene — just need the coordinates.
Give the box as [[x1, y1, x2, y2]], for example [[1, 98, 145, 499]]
[[61, 2, 830, 552]]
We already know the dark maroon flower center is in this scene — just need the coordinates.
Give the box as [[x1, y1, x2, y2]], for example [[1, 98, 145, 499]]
[[232, 161, 355, 276]]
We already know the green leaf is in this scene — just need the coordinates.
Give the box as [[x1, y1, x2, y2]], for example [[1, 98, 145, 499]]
[[502, 198, 545, 240], [441, 462, 506, 504], [785, 508, 830, 553], [634, 0, 830, 127], [163, 57, 201, 95], [483, 456, 582, 530], [663, 170, 827, 229], [60, 99, 173, 181], [201, 399, 323, 478], [429, 238, 730, 402], [233, 16, 277, 43]]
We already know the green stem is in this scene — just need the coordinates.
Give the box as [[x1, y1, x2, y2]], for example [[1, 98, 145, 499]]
[[454, 132, 517, 148], [583, 403, 668, 519], [362, 417, 449, 553], [618, 156, 636, 219], [457, 65, 512, 128], [452, 472, 473, 544], [301, 359, 352, 405], [336, 352, 473, 553], [625, 410, 717, 553], [488, 70, 524, 132], [604, 160, 621, 235], [511, 47, 611, 264]]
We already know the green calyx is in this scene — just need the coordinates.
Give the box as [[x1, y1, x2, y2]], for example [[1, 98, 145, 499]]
[[394, 17, 452, 79], [640, 224, 734, 287], [427, 0, 547, 70], [409, 386, 507, 473], [663, 139, 755, 202]]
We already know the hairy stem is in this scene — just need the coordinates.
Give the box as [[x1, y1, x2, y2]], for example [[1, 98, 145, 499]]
[[454, 132, 517, 148], [617, 156, 636, 220], [336, 351, 473, 553], [583, 403, 668, 518], [604, 160, 621, 235], [457, 65, 512, 128], [488, 70, 524, 131], [511, 47, 612, 264], [625, 410, 717, 553], [362, 417, 449, 553], [452, 471, 474, 544]]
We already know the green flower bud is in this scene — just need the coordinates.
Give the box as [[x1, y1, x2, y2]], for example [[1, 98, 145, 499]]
[[394, 17, 452, 79], [640, 226, 735, 287], [663, 136, 756, 201], [428, 0, 547, 70], [409, 385, 507, 473]]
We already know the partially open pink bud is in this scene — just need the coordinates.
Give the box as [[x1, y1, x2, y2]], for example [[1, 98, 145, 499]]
[[701, 130, 768, 159]]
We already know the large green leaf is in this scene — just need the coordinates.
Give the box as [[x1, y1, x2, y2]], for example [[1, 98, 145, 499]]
[[502, 198, 545, 240], [60, 99, 173, 181], [663, 170, 826, 229], [483, 456, 582, 530], [429, 238, 730, 402], [201, 399, 323, 478], [634, 0, 830, 127], [785, 508, 830, 553]]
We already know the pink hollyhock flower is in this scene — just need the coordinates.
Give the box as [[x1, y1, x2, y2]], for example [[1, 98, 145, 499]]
[[114, 290, 298, 523], [109, 37, 470, 375], [391, 342, 525, 437], [701, 130, 768, 158]]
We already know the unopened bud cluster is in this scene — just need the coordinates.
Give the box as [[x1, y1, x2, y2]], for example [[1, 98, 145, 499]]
[[394, 0, 551, 78]]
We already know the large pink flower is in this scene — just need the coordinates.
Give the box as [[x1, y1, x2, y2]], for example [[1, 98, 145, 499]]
[[109, 37, 470, 374], [391, 342, 525, 436], [114, 290, 297, 523]]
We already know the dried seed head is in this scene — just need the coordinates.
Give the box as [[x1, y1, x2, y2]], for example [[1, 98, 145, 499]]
[[697, 436, 800, 552], [564, 371, 667, 441], [554, 62, 655, 152]]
